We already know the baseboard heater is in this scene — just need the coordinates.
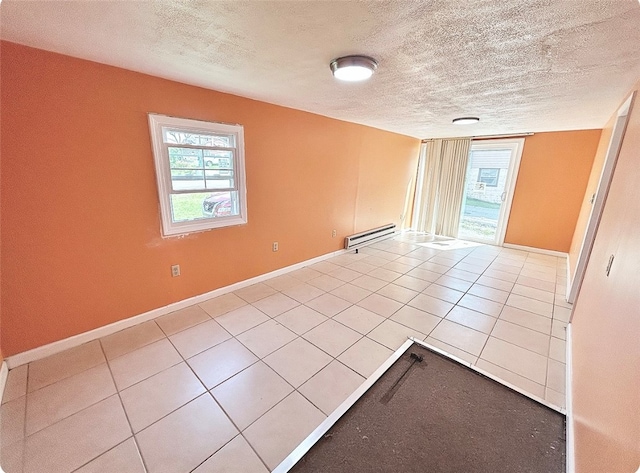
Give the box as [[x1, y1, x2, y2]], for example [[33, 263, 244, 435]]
[[344, 223, 396, 250]]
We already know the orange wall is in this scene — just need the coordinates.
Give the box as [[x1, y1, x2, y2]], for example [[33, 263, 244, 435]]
[[504, 130, 601, 252], [354, 129, 418, 232], [0, 42, 421, 356], [571, 79, 640, 472]]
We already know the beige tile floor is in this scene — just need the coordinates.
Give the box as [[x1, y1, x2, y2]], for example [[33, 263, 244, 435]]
[[0, 234, 569, 473]]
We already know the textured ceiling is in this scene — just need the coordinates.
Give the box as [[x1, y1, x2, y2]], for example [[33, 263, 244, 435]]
[[2, 1, 640, 138]]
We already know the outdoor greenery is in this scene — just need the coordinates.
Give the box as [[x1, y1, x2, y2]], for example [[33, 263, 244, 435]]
[[465, 197, 500, 210], [459, 218, 497, 239], [171, 194, 207, 222], [458, 197, 500, 240]]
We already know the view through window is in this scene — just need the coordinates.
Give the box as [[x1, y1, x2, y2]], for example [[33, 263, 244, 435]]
[[458, 146, 513, 243]]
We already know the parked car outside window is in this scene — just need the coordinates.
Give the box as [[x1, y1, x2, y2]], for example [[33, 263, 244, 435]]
[[202, 192, 232, 217]]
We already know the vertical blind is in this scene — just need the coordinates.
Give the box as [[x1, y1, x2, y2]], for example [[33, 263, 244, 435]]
[[414, 138, 472, 237]]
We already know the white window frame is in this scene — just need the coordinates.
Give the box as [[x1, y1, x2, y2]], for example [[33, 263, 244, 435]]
[[148, 114, 247, 236]]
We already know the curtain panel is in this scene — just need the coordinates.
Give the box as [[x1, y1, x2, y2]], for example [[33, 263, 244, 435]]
[[414, 137, 471, 237]]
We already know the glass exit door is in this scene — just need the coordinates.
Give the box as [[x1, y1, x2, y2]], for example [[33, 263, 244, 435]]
[[457, 139, 524, 245]]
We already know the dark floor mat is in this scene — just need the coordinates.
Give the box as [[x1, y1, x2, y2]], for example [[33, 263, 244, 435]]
[[290, 343, 565, 473]]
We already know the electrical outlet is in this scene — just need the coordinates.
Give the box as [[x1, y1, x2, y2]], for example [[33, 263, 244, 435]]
[[272, 241, 279, 252], [332, 229, 337, 238], [171, 264, 180, 277]]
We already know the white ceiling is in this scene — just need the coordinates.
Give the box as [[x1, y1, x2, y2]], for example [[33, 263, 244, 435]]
[[2, 1, 640, 138]]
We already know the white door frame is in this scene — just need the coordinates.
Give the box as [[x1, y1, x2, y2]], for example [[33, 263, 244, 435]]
[[567, 92, 635, 304], [458, 138, 524, 245]]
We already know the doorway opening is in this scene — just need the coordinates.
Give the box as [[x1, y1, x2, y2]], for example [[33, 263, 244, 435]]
[[567, 92, 635, 304]]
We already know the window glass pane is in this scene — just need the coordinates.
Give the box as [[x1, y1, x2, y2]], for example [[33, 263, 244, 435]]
[[202, 191, 240, 218], [163, 128, 235, 148], [170, 191, 240, 223], [470, 149, 512, 167], [168, 147, 203, 169], [203, 150, 234, 169], [171, 170, 205, 191], [168, 147, 235, 191], [205, 170, 234, 190]]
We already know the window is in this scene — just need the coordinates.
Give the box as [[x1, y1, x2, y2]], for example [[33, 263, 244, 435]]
[[477, 168, 500, 187], [148, 114, 247, 236]]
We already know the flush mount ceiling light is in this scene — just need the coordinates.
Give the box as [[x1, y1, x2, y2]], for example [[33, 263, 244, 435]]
[[452, 117, 480, 125], [330, 55, 378, 82]]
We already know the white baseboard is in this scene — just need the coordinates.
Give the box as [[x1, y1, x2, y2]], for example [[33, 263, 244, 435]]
[[0, 361, 8, 404], [502, 243, 569, 258], [6, 248, 348, 369], [566, 323, 575, 473]]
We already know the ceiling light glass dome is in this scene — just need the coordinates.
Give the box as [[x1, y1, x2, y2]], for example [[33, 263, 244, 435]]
[[452, 117, 480, 125], [330, 56, 378, 82]]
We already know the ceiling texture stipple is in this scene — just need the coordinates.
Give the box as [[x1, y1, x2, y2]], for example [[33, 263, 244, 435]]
[[2, 0, 640, 138]]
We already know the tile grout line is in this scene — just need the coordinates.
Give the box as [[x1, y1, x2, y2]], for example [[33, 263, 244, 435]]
[[10, 360, 144, 472], [19, 363, 29, 473], [473, 250, 538, 380], [8, 356, 152, 472], [20, 366, 123, 438], [201, 279, 394, 459], [200, 389, 272, 473], [97, 339, 152, 473], [69, 437, 141, 473], [486, 258, 564, 395], [163, 305, 340, 468], [21, 344, 105, 396], [340, 246, 498, 361], [164, 276, 362, 442], [434, 249, 504, 364], [109, 323, 265, 472], [213, 361, 327, 471]]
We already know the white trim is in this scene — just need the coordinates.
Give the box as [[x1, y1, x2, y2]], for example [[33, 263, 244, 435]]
[[148, 113, 248, 237], [567, 92, 635, 304], [566, 324, 575, 473], [5, 248, 347, 369], [496, 138, 524, 245], [502, 242, 568, 258], [0, 361, 8, 404], [273, 336, 565, 473]]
